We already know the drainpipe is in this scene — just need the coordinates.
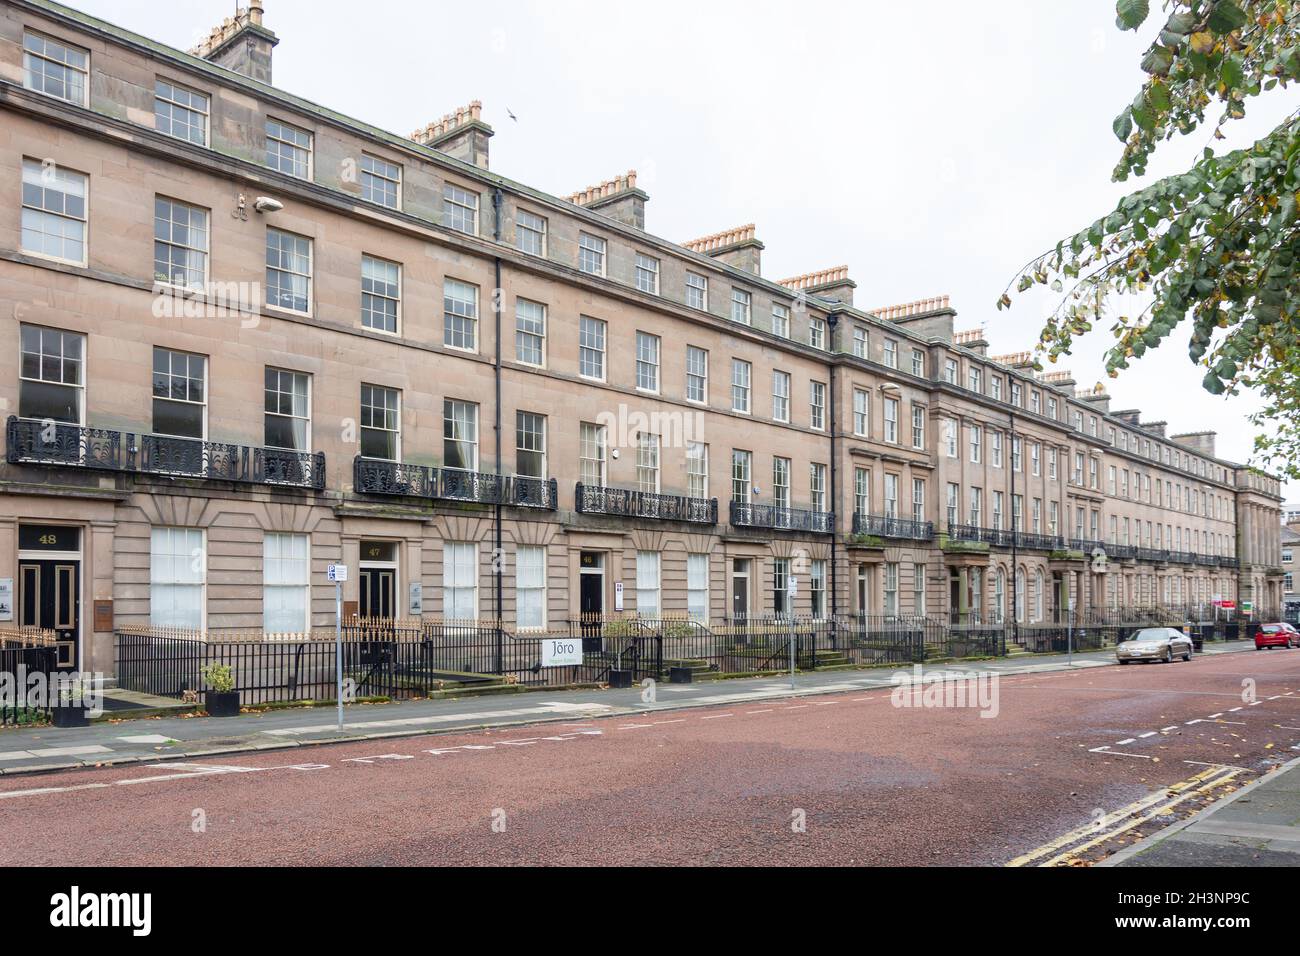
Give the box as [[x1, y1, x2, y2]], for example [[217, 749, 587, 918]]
[[493, 187, 504, 670], [827, 313, 840, 624], [1009, 408, 1018, 649]]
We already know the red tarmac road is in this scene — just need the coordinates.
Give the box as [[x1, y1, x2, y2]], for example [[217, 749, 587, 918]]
[[2, 650, 1299, 866]]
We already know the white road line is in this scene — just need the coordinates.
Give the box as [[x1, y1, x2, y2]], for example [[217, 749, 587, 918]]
[[1089, 746, 1155, 760], [652, 719, 686, 725], [1161, 726, 1179, 732], [699, 713, 734, 720], [617, 724, 654, 730], [1138, 732, 1157, 738], [1229, 707, 1243, 712], [1116, 738, 1137, 745], [1208, 713, 1224, 719], [745, 709, 774, 714]]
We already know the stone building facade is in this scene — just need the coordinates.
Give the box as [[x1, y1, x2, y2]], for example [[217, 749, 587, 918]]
[[0, 0, 1284, 674]]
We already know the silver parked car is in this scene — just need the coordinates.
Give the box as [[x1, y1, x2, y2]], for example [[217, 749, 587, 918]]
[[1116, 627, 1194, 664]]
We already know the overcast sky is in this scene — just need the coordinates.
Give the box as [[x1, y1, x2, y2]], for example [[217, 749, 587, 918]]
[[71, 0, 1300, 499]]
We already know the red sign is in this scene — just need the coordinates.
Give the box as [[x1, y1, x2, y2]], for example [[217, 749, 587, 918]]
[[1214, 600, 1236, 610]]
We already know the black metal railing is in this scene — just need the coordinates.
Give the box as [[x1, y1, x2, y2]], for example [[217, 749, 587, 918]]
[[1013, 531, 1066, 551], [1135, 547, 1169, 563], [510, 475, 559, 510], [352, 458, 558, 510], [6, 417, 325, 490], [5, 417, 127, 470], [948, 524, 1015, 547], [730, 501, 832, 533], [440, 469, 509, 504], [1070, 538, 1106, 553], [853, 513, 934, 540], [576, 484, 717, 523], [354, 456, 437, 497]]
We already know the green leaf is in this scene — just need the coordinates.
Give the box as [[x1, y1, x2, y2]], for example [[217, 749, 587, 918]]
[[1221, 54, 1245, 90], [1207, 0, 1247, 35], [1116, 0, 1150, 31], [1142, 45, 1174, 76], [1113, 109, 1134, 141]]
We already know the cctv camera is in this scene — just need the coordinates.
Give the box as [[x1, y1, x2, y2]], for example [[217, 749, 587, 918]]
[[253, 196, 284, 213]]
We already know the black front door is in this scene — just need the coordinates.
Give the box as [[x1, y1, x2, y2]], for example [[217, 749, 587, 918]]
[[359, 568, 394, 620], [732, 572, 749, 622], [18, 559, 79, 669], [580, 562, 603, 651]]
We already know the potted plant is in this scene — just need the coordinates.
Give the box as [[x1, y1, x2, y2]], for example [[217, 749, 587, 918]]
[[200, 661, 240, 717], [51, 676, 93, 728], [604, 619, 637, 688]]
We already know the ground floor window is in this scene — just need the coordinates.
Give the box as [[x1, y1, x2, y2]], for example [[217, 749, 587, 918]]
[[150, 526, 204, 628], [636, 551, 660, 617], [443, 541, 477, 620], [884, 562, 899, 616], [515, 545, 546, 629], [810, 560, 826, 618], [263, 532, 309, 633], [687, 553, 709, 622], [773, 558, 790, 617], [913, 563, 925, 616]]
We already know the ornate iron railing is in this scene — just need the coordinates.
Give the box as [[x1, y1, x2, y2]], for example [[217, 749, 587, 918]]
[[511, 476, 558, 510], [576, 484, 717, 524], [5, 417, 126, 470], [853, 513, 934, 540], [1135, 547, 1170, 563], [439, 469, 509, 504], [354, 457, 437, 497], [948, 524, 1015, 547], [6, 417, 324, 490], [729, 501, 832, 533]]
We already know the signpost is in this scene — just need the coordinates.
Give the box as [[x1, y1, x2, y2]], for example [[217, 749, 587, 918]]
[[327, 563, 348, 728], [787, 577, 798, 689], [614, 581, 624, 613], [1066, 599, 1075, 666]]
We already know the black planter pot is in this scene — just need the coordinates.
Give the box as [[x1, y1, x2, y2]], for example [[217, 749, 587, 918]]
[[205, 691, 241, 717], [51, 703, 91, 728], [608, 669, 633, 689], [669, 666, 694, 684]]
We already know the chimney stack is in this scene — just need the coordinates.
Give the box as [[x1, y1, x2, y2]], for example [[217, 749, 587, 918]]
[[567, 171, 647, 229], [1171, 431, 1217, 457], [190, 3, 278, 84], [682, 224, 763, 275], [778, 266, 856, 307], [412, 101, 494, 170], [871, 295, 955, 341]]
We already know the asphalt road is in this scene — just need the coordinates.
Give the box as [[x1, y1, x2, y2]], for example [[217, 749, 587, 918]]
[[2, 649, 1298, 866]]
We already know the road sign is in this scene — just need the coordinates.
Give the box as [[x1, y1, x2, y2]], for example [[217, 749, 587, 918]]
[[541, 636, 582, 667], [1243, 600, 1254, 616], [327, 564, 348, 582], [787, 577, 798, 597], [614, 581, 624, 612]]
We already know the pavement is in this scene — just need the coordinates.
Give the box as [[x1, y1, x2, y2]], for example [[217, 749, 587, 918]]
[[1106, 754, 1300, 867], [0, 642, 1228, 776], [1, 638, 1296, 866]]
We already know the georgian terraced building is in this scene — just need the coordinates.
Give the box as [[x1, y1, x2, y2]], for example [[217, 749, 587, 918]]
[[0, 0, 1284, 674]]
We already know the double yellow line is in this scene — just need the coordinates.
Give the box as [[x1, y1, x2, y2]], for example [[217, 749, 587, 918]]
[[1007, 766, 1245, 867]]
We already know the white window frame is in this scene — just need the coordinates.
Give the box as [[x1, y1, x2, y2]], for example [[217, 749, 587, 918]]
[[263, 532, 310, 634]]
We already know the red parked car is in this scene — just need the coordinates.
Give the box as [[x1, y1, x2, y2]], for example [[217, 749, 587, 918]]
[[1255, 623, 1298, 650]]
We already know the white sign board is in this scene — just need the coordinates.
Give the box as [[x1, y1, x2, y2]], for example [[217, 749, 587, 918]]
[[327, 564, 348, 583], [614, 581, 624, 612], [541, 635, 583, 667], [0, 578, 12, 621], [787, 577, 798, 598], [408, 582, 423, 616]]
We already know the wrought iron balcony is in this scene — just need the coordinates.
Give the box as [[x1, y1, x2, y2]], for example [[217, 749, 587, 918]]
[[1014, 531, 1066, 551], [1109, 543, 1137, 560], [948, 524, 1015, 547], [576, 484, 717, 524], [853, 513, 934, 540], [729, 501, 832, 534], [1167, 550, 1197, 565], [1135, 547, 1170, 563], [6, 418, 325, 490], [439, 469, 508, 504], [354, 456, 437, 497], [6, 417, 126, 470], [511, 475, 558, 510], [1070, 538, 1106, 554], [352, 459, 558, 510]]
